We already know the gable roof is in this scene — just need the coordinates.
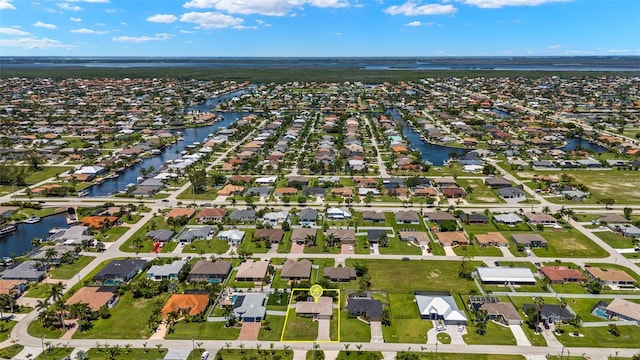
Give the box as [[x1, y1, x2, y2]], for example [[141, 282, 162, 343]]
[[415, 294, 467, 322]]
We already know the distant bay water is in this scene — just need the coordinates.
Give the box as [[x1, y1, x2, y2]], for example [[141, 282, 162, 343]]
[[1, 56, 639, 71]]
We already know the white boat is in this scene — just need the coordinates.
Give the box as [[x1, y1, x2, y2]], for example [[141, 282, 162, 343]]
[[24, 216, 41, 224], [49, 227, 65, 234], [77, 189, 89, 197]]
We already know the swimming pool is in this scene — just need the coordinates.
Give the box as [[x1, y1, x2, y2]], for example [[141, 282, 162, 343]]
[[231, 294, 238, 304], [593, 307, 609, 319]]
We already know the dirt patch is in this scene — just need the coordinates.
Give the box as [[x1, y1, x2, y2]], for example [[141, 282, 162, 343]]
[[341, 244, 354, 255], [238, 322, 261, 340], [560, 239, 588, 250]]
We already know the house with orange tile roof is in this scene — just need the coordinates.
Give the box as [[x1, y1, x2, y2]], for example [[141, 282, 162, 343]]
[[217, 184, 244, 196], [161, 294, 210, 318], [391, 145, 409, 153], [80, 216, 118, 229], [165, 208, 196, 220], [274, 187, 298, 197]]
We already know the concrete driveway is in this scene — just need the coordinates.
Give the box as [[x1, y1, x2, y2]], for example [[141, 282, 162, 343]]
[[509, 324, 532, 346], [317, 319, 331, 341], [443, 245, 456, 256], [370, 321, 384, 343]]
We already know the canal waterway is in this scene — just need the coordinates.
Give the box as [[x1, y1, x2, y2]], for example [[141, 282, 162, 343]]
[[87, 90, 248, 197], [0, 214, 68, 258], [386, 109, 465, 165], [562, 137, 607, 153]]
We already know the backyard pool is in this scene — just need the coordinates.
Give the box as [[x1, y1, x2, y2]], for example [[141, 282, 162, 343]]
[[592, 306, 610, 319]]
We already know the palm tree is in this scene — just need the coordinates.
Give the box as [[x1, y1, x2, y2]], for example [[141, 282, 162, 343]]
[[305, 233, 317, 247], [47, 282, 66, 303], [44, 248, 58, 270], [325, 233, 338, 247]]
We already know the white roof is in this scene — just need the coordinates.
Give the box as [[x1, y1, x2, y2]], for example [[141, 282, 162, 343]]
[[256, 176, 277, 184], [476, 267, 536, 284], [218, 230, 245, 241], [74, 166, 105, 174], [415, 295, 467, 322], [494, 213, 523, 223]]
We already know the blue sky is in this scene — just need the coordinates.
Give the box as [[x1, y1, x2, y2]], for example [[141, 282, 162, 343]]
[[1, 0, 639, 56]]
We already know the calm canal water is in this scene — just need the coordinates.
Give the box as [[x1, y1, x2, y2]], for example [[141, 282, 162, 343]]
[[87, 90, 248, 197], [387, 109, 465, 165], [0, 214, 68, 258]]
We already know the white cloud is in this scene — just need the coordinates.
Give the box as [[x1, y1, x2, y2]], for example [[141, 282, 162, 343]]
[[179, 29, 196, 33], [180, 11, 244, 29], [57, 2, 83, 11], [70, 17, 82, 21], [406, 20, 422, 26], [459, 0, 570, 8], [0, 0, 16, 10], [0, 36, 71, 49], [308, 0, 349, 8], [71, 28, 108, 34], [147, 14, 178, 23], [66, 0, 109, 2], [330, 32, 342, 36], [0, 27, 30, 36], [182, 0, 349, 16], [112, 33, 173, 43], [384, 1, 457, 15], [33, 21, 57, 29]]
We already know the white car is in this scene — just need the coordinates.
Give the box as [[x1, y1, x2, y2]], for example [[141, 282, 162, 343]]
[[436, 325, 446, 331]]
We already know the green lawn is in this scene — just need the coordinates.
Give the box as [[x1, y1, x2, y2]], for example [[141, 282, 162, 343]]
[[336, 351, 382, 360], [340, 312, 372, 342], [462, 321, 516, 345], [555, 324, 640, 348], [593, 231, 635, 249], [49, 256, 95, 279], [25, 283, 54, 298], [73, 291, 169, 339], [177, 185, 219, 200], [0, 344, 23, 359], [456, 178, 503, 204], [103, 226, 130, 242], [86, 347, 168, 359], [35, 347, 73, 360], [382, 293, 432, 343], [453, 244, 503, 257], [277, 231, 293, 253], [437, 332, 451, 344], [27, 320, 65, 339], [282, 308, 318, 341], [346, 259, 482, 295], [405, 353, 525, 360], [378, 238, 422, 255], [188, 349, 206, 360], [214, 349, 293, 360], [530, 228, 608, 258], [165, 321, 240, 340], [0, 321, 17, 342], [258, 315, 286, 341], [183, 239, 230, 254], [24, 166, 74, 185]]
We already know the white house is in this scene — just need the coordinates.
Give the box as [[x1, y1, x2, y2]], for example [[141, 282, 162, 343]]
[[327, 208, 352, 220], [218, 230, 245, 245], [415, 294, 467, 325], [262, 210, 289, 226], [255, 176, 278, 185]]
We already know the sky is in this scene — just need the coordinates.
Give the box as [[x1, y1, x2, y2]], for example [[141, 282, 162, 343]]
[[0, 0, 639, 57]]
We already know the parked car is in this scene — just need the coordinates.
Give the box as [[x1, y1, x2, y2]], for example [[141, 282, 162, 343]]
[[402, 257, 410, 261], [436, 325, 446, 331]]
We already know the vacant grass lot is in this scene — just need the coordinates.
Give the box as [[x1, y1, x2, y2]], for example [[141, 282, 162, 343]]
[[0, 344, 23, 359], [24, 166, 74, 185], [103, 226, 130, 242], [555, 324, 640, 348], [49, 256, 95, 279], [382, 293, 432, 343], [456, 178, 503, 204], [530, 228, 608, 258], [593, 231, 635, 249], [73, 291, 169, 339], [182, 239, 230, 254], [345, 259, 482, 295]]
